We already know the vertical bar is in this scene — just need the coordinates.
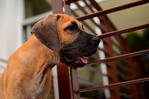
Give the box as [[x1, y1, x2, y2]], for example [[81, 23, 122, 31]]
[[52, 0, 72, 99], [57, 64, 72, 99], [103, 39, 121, 99], [64, 1, 80, 99], [52, 0, 63, 13]]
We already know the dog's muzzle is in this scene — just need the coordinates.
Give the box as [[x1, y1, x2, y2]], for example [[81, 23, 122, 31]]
[[60, 34, 100, 67]]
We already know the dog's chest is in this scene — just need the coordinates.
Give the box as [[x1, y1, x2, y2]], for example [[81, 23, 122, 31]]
[[26, 69, 51, 98]]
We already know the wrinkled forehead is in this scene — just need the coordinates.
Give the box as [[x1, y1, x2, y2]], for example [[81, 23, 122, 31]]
[[55, 14, 83, 29]]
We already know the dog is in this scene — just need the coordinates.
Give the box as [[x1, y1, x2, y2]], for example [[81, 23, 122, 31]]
[[0, 14, 100, 99]]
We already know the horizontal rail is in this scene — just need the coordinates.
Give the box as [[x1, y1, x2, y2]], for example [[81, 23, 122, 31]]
[[87, 49, 149, 65], [0, 58, 7, 63], [98, 23, 149, 38], [78, 77, 149, 93], [77, 0, 149, 20], [71, 11, 96, 34]]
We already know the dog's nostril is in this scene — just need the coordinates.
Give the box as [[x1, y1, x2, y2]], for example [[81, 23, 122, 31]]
[[92, 36, 100, 43]]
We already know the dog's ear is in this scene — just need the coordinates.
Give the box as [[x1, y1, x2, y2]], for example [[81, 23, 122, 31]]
[[31, 15, 61, 51]]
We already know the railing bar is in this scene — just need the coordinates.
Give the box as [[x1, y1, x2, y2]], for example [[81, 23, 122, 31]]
[[74, 2, 88, 15], [75, 2, 100, 28], [83, 0, 95, 13], [78, 78, 99, 86], [77, 77, 149, 93], [98, 23, 149, 38], [121, 93, 131, 99], [80, 97, 91, 99], [71, 11, 96, 34], [87, 49, 149, 65], [23, 11, 52, 25], [77, 0, 149, 20]]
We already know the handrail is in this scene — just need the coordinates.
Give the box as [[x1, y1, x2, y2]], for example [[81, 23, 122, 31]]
[[77, 0, 149, 20], [0, 58, 7, 63], [87, 49, 149, 65], [98, 23, 149, 39]]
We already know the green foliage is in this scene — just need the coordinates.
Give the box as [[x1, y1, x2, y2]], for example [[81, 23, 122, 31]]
[[142, 28, 149, 48], [125, 28, 149, 51], [125, 32, 143, 51]]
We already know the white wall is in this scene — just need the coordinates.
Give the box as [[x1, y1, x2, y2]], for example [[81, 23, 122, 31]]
[[0, 0, 24, 73]]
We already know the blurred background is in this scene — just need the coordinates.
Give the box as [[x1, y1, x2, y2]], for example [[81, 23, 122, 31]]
[[0, 0, 149, 99]]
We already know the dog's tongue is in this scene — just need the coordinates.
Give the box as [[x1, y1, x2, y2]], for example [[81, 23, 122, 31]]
[[77, 56, 88, 64]]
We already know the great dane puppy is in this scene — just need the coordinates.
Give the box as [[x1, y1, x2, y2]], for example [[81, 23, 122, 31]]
[[0, 14, 100, 99]]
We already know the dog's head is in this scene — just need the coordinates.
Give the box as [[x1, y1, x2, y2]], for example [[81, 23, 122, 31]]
[[31, 14, 100, 67]]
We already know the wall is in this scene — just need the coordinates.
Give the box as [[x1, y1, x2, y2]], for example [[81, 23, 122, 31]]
[[0, 0, 24, 73], [100, 0, 149, 30]]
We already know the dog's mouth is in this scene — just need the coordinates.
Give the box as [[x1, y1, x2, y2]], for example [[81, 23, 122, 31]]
[[60, 53, 88, 67]]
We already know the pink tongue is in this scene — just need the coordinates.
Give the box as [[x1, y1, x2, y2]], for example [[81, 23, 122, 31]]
[[77, 57, 88, 64]]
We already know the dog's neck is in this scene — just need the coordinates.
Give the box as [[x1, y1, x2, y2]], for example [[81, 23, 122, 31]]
[[20, 35, 60, 68]]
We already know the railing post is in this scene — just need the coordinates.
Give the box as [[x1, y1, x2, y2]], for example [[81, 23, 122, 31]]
[[56, 64, 72, 99], [51, 0, 73, 99]]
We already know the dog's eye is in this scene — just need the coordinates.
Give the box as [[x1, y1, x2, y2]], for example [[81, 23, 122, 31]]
[[64, 22, 78, 31]]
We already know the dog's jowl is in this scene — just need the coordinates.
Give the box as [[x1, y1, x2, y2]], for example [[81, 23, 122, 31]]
[[0, 14, 100, 99]]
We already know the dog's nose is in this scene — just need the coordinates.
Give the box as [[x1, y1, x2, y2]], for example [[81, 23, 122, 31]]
[[92, 36, 100, 44]]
